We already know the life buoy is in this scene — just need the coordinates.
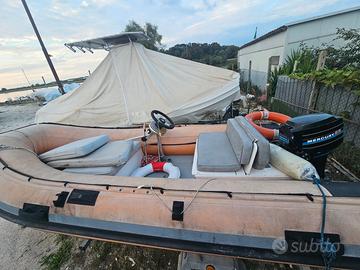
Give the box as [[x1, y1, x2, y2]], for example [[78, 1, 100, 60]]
[[131, 162, 181, 179], [245, 111, 290, 140]]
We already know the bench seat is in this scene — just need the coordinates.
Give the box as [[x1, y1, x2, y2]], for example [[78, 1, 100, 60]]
[[195, 116, 270, 174], [197, 132, 240, 172], [47, 141, 140, 168]]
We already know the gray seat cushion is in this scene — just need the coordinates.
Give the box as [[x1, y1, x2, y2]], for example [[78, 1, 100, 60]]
[[64, 166, 118, 175], [47, 140, 138, 168], [235, 116, 270, 169], [226, 119, 253, 164], [40, 135, 109, 162], [197, 132, 240, 172]]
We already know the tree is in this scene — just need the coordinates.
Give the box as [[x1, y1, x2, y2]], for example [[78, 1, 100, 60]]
[[326, 28, 360, 68], [164, 42, 240, 68], [124, 20, 162, 51]]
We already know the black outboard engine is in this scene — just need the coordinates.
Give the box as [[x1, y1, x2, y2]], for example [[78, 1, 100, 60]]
[[278, 113, 344, 178]]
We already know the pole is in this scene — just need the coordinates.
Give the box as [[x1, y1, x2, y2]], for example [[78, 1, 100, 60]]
[[21, 68, 35, 92], [21, 0, 65, 95]]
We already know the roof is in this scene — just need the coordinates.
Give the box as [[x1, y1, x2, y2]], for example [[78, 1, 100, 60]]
[[239, 6, 360, 50], [64, 32, 149, 52], [287, 5, 360, 27], [239, 26, 287, 50]]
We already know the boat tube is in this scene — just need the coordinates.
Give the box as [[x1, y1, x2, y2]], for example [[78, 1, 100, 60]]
[[0, 120, 359, 269]]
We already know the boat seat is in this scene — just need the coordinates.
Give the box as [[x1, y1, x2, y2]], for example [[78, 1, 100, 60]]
[[197, 132, 241, 172], [39, 135, 109, 162], [64, 166, 119, 175], [226, 118, 253, 164], [47, 141, 140, 168], [63, 146, 143, 176], [235, 116, 270, 170], [196, 116, 270, 173]]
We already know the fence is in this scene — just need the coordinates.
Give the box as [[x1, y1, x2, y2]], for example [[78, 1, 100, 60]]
[[273, 75, 360, 176], [273, 76, 360, 145]]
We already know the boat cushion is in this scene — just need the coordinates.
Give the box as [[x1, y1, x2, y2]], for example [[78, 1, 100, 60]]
[[39, 135, 109, 162], [64, 166, 118, 175], [47, 140, 140, 168], [235, 116, 270, 169], [115, 148, 143, 176], [226, 118, 253, 164], [197, 132, 240, 172]]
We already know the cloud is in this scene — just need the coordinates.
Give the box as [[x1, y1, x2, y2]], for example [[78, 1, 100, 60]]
[[90, 0, 117, 7], [162, 0, 344, 45], [49, 0, 81, 18], [267, 0, 340, 21], [0, 0, 357, 88], [163, 0, 263, 44], [80, 1, 89, 8]]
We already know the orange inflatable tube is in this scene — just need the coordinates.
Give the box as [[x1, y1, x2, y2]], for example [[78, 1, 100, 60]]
[[245, 111, 290, 140]]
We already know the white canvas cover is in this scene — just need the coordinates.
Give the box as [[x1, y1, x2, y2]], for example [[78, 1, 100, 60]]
[[35, 42, 240, 127]]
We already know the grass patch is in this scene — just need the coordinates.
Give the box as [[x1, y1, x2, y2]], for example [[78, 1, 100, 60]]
[[40, 235, 74, 270], [88, 241, 178, 270]]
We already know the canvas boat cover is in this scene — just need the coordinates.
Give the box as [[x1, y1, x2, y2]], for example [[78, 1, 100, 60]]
[[35, 42, 240, 127]]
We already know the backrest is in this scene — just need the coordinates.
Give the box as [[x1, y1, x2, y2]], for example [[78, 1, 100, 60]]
[[226, 119, 253, 164], [235, 116, 270, 169], [39, 134, 110, 162]]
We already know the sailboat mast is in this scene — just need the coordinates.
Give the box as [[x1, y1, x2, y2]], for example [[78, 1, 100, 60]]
[[21, 0, 65, 95]]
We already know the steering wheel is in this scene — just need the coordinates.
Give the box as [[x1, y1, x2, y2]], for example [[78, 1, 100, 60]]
[[151, 110, 175, 130]]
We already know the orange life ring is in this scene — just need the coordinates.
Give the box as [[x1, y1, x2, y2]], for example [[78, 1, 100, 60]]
[[245, 111, 290, 140]]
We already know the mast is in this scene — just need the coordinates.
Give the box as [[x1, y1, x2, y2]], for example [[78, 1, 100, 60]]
[[21, 0, 65, 95]]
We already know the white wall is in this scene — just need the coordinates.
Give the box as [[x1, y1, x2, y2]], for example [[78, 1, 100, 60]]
[[238, 31, 286, 73], [237, 8, 360, 91], [238, 31, 286, 90], [285, 9, 360, 56]]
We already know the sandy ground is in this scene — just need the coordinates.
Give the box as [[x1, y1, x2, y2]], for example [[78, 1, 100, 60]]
[[0, 103, 58, 270], [0, 103, 40, 132]]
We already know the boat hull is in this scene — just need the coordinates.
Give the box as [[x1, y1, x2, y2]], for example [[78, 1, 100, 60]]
[[0, 123, 359, 268]]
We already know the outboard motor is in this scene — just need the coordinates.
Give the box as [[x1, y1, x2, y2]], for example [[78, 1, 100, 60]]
[[278, 113, 344, 178]]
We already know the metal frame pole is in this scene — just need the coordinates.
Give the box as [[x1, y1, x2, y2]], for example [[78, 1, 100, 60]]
[[21, 0, 65, 95]]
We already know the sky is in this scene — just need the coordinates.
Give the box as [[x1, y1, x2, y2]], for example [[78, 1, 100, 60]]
[[0, 0, 359, 89]]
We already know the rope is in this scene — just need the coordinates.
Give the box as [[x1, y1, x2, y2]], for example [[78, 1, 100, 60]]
[[137, 178, 218, 215], [0, 144, 37, 156], [312, 176, 337, 270], [181, 178, 217, 214]]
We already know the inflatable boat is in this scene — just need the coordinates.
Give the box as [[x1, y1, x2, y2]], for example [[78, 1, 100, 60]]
[[0, 110, 359, 269]]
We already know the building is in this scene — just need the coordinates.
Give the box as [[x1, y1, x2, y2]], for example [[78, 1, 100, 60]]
[[238, 6, 360, 93]]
